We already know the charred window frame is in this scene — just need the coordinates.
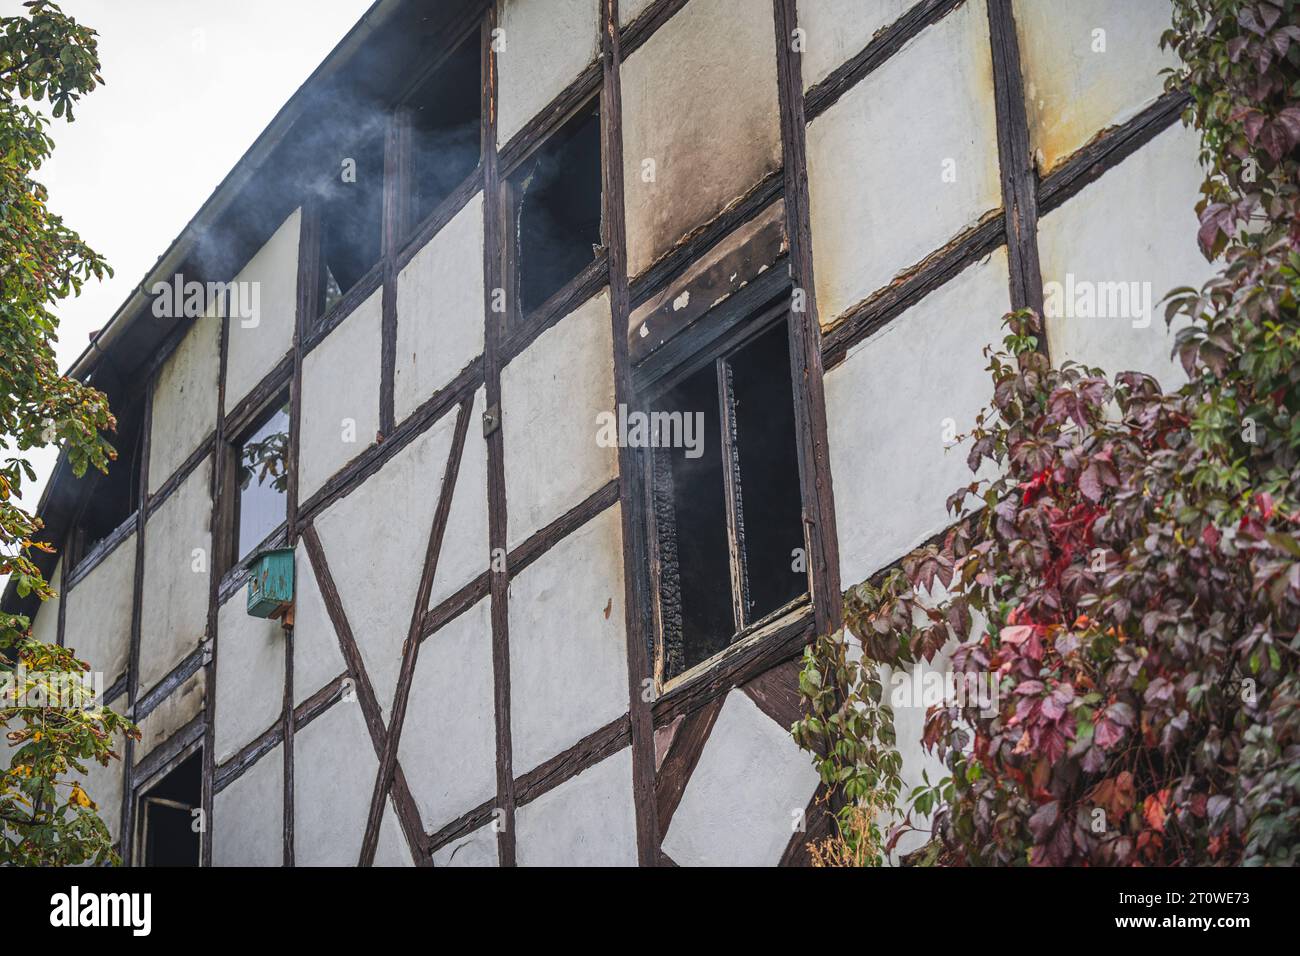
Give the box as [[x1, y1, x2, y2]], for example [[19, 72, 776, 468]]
[[504, 96, 604, 324], [218, 391, 290, 574], [66, 387, 147, 572], [134, 749, 202, 867], [643, 304, 810, 685]]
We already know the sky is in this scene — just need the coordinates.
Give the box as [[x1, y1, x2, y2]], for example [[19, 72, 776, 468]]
[[4, 0, 376, 510]]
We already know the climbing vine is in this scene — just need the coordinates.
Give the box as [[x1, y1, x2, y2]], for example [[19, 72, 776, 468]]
[[794, 0, 1300, 866]]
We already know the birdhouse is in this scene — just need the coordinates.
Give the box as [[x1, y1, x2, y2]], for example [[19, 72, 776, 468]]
[[245, 546, 294, 621]]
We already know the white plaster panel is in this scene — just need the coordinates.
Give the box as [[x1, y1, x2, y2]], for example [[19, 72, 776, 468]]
[[1015, 0, 1179, 174], [501, 291, 616, 548], [224, 209, 300, 409], [430, 387, 490, 609], [1038, 122, 1212, 391], [799, 0, 915, 90], [395, 192, 485, 424], [30, 559, 60, 646], [214, 591, 286, 765], [147, 316, 220, 494], [515, 747, 638, 866], [313, 411, 457, 719], [432, 823, 498, 867], [292, 539, 346, 707], [299, 286, 383, 502], [294, 699, 377, 866], [400, 599, 495, 830], [826, 249, 1009, 587], [621, 0, 782, 277], [618, 0, 655, 27], [662, 689, 820, 866], [134, 668, 205, 763], [63, 536, 135, 690], [66, 694, 127, 846], [139, 458, 212, 695], [508, 504, 627, 774], [213, 743, 282, 867], [374, 804, 415, 866], [807, 0, 1000, 327], [497, 0, 601, 145]]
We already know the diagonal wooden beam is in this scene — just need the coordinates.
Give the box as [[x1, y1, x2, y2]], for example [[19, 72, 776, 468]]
[[358, 398, 472, 865], [299, 523, 428, 865]]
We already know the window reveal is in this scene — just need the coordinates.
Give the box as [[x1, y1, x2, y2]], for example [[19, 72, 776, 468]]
[[650, 318, 808, 680]]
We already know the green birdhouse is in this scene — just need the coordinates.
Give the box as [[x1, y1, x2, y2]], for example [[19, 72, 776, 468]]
[[245, 546, 294, 620]]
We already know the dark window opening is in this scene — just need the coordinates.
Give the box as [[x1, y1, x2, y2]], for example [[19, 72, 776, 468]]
[[138, 750, 201, 867], [74, 391, 146, 558], [408, 34, 481, 230], [650, 318, 807, 681], [232, 395, 290, 566], [318, 126, 386, 318], [509, 99, 602, 317]]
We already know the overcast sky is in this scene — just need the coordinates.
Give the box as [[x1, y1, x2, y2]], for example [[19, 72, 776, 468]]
[[5, 0, 375, 510]]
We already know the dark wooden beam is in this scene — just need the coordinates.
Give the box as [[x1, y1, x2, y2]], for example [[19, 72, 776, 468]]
[[481, 8, 517, 868], [359, 398, 472, 865], [774, 0, 843, 637], [603, 0, 661, 868], [987, 0, 1045, 319]]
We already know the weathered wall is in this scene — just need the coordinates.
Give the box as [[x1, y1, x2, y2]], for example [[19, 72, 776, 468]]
[[508, 504, 628, 774], [799, 0, 914, 90], [223, 209, 300, 410], [1015, 0, 1178, 175], [135, 669, 205, 763], [148, 316, 221, 494], [291, 539, 346, 707], [429, 387, 489, 609], [620, 0, 782, 278], [501, 291, 616, 549], [214, 591, 285, 765], [662, 690, 820, 866], [1038, 122, 1210, 389], [394, 193, 485, 423], [497, 0, 600, 145], [138, 458, 212, 694], [515, 747, 638, 865], [826, 249, 1010, 586], [293, 696, 376, 866], [807, 0, 1000, 328], [399, 598, 496, 832], [213, 742, 282, 867], [64, 536, 135, 690], [298, 287, 382, 502], [312, 408, 457, 719]]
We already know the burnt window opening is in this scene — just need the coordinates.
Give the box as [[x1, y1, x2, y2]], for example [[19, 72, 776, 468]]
[[137, 749, 202, 867], [230, 394, 290, 567], [318, 125, 386, 319], [407, 34, 481, 230], [508, 98, 603, 318], [650, 318, 807, 681], [72, 390, 146, 562]]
